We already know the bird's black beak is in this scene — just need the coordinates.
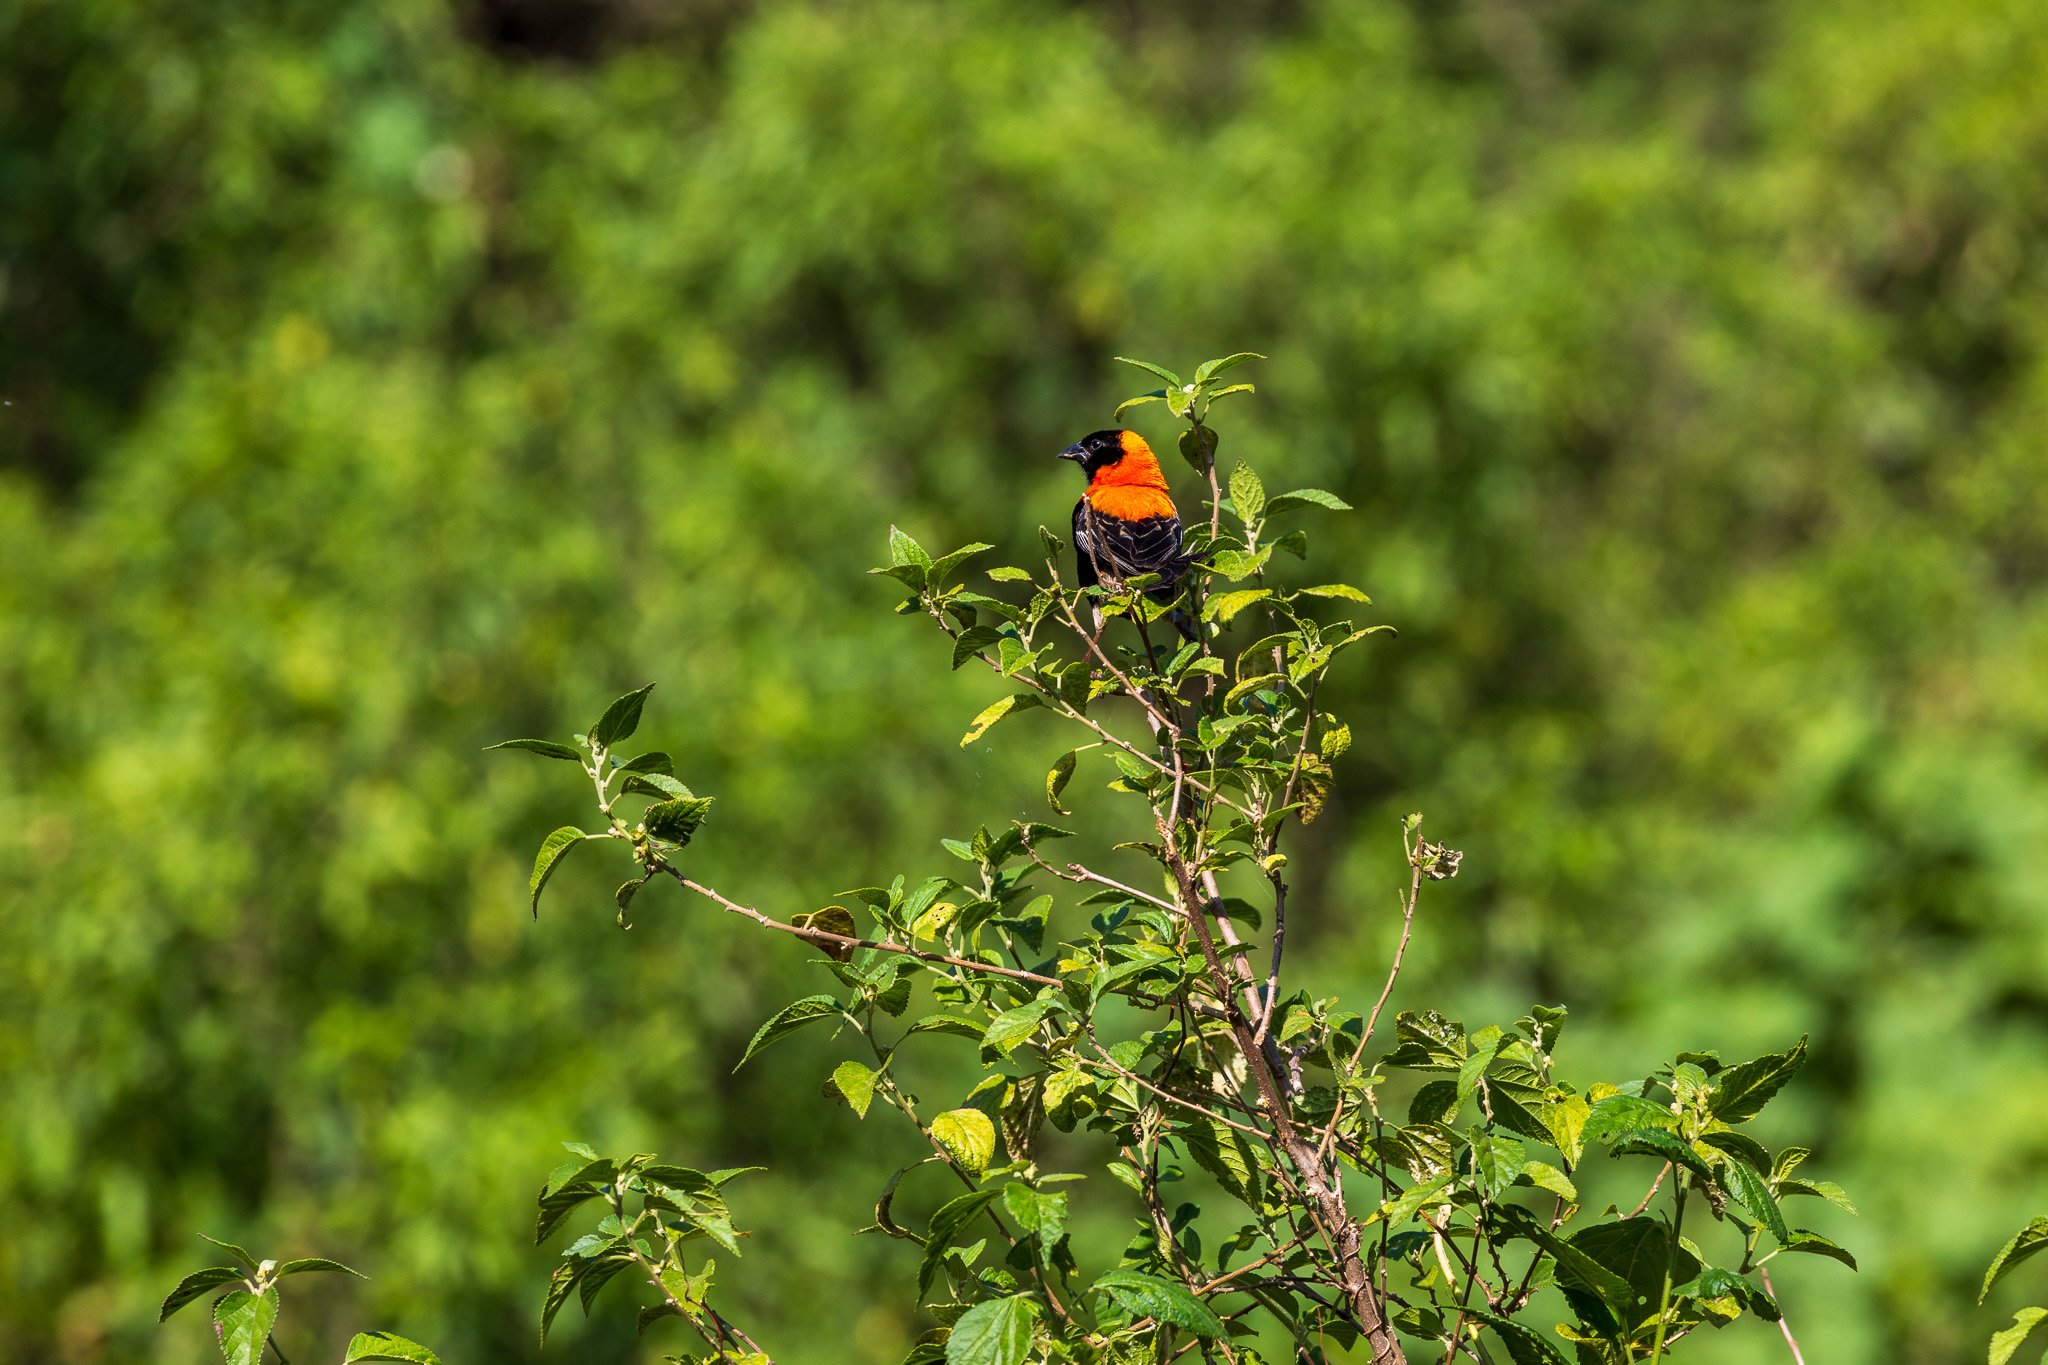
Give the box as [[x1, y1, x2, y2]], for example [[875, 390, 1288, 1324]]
[[1057, 443, 1086, 463]]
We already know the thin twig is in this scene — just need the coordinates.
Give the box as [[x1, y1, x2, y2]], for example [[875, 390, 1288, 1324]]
[[664, 869, 1062, 989], [1758, 1267, 1807, 1365]]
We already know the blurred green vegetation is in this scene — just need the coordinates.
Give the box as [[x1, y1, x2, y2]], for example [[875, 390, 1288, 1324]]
[[4, 0, 2047, 1360]]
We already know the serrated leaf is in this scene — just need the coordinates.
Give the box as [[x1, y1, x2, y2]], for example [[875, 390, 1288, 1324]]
[[1183, 1117, 1261, 1206], [1984, 1218, 2048, 1303], [1113, 356, 1181, 386], [981, 1001, 1054, 1059], [485, 738, 583, 762], [1046, 750, 1077, 814], [1265, 488, 1352, 514], [644, 796, 713, 845], [1464, 1307, 1570, 1365], [1001, 1182, 1067, 1241], [1113, 392, 1165, 421], [889, 525, 933, 570], [1364, 1171, 1453, 1229], [345, 1331, 443, 1363], [213, 1288, 278, 1365], [1228, 463, 1266, 525], [1709, 1036, 1807, 1122], [1609, 1128, 1714, 1180], [946, 1293, 1040, 1365], [621, 770, 692, 800], [1779, 1229, 1857, 1269], [929, 542, 995, 585], [919, 1188, 1002, 1296], [1296, 583, 1371, 603], [831, 1060, 877, 1118], [1991, 1307, 2048, 1365], [735, 995, 843, 1070], [199, 1234, 259, 1272], [158, 1267, 243, 1321], [592, 683, 655, 747], [1195, 352, 1264, 383], [1719, 1157, 1791, 1245], [1092, 1270, 1224, 1337], [1521, 1161, 1578, 1201], [1581, 1094, 1678, 1146], [530, 826, 595, 917], [960, 693, 1038, 747], [931, 1108, 997, 1178], [276, 1257, 366, 1279], [1202, 589, 1270, 624]]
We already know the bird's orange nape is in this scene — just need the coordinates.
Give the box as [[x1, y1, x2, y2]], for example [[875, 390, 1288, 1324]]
[[1084, 431, 1175, 522]]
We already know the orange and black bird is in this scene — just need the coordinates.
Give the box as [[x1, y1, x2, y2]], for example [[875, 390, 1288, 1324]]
[[1058, 428, 1196, 640]]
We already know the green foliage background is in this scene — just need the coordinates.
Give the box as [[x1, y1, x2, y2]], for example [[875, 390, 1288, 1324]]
[[4, 0, 2046, 1360]]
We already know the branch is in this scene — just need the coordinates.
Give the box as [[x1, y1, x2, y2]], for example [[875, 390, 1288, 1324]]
[[1758, 1266, 1807, 1365], [661, 867, 1064, 990]]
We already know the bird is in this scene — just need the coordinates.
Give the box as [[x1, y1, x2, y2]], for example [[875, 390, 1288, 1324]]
[[1057, 428, 1197, 640]]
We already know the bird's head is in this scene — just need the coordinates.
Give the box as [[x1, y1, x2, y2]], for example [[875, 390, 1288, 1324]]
[[1058, 429, 1163, 485]]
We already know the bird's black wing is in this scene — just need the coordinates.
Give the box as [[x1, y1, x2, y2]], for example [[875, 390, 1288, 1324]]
[[1073, 502, 1185, 592]]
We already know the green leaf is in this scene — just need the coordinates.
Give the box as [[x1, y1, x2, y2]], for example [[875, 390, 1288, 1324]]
[[1581, 1094, 1678, 1146], [1672, 1268, 1779, 1322], [831, 1060, 878, 1118], [276, 1257, 366, 1279], [199, 1234, 260, 1272], [1984, 1219, 2048, 1303], [889, 525, 933, 570], [1046, 750, 1078, 814], [591, 683, 656, 747], [1202, 589, 1270, 624], [1719, 1157, 1792, 1245], [1608, 1128, 1714, 1180], [1113, 356, 1182, 386], [1464, 1307, 1570, 1365], [1265, 488, 1352, 514], [931, 1108, 998, 1178], [1296, 583, 1371, 603], [644, 795, 714, 846], [1364, 1172, 1453, 1229], [946, 1294, 1040, 1365], [987, 566, 1033, 583], [344, 1332, 443, 1364], [1779, 1229, 1857, 1269], [213, 1288, 279, 1365], [960, 693, 1038, 747], [1195, 352, 1265, 383], [158, 1267, 243, 1321], [735, 995, 843, 1070], [1990, 1307, 2048, 1365], [1458, 1025, 1504, 1109], [1208, 548, 1272, 581], [1228, 463, 1266, 525], [1521, 1161, 1578, 1201], [1001, 1183, 1068, 1241], [919, 1188, 1003, 1296], [981, 1001, 1054, 1058], [1113, 392, 1165, 421], [1183, 1117, 1262, 1206], [909, 1015, 987, 1040], [1568, 1218, 1700, 1326], [485, 738, 584, 762], [930, 542, 995, 585], [1471, 1129, 1526, 1201], [1499, 1207, 1639, 1324], [529, 826, 595, 917], [1709, 1036, 1808, 1122], [1092, 1270, 1225, 1337], [620, 770, 692, 799]]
